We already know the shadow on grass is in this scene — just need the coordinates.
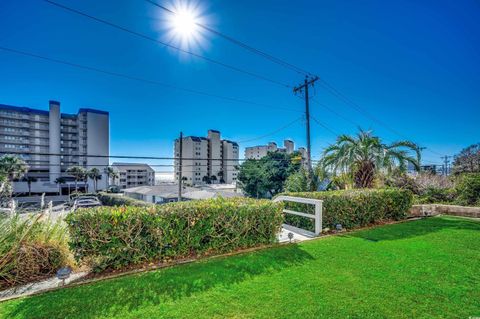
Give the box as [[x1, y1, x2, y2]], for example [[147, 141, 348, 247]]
[[347, 216, 480, 242], [4, 244, 314, 319]]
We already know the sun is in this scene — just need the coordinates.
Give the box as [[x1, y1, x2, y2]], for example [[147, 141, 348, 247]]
[[161, 1, 208, 52], [171, 9, 198, 38]]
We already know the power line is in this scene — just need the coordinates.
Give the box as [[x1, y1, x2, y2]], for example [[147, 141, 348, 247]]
[[310, 97, 359, 127], [310, 115, 339, 136], [0, 45, 298, 113], [317, 79, 445, 157], [144, 0, 312, 76], [0, 151, 319, 162], [237, 117, 302, 143], [42, 0, 291, 88]]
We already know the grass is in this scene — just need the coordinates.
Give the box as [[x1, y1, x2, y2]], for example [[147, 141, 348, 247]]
[[1, 216, 479, 319]]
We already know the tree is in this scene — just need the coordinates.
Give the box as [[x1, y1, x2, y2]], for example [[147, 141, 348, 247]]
[[202, 175, 211, 184], [88, 168, 102, 192], [21, 176, 37, 196], [452, 143, 480, 174], [54, 177, 67, 195], [66, 166, 86, 192], [237, 151, 301, 198], [284, 169, 309, 192], [217, 171, 225, 184], [320, 129, 421, 188], [110, 171, 119, 186], [104, 166, 115, 188], [0, 155, 28, 181]]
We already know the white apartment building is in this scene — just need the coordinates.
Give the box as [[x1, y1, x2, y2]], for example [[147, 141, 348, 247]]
[[111, 163, 155, 189], [174, 130, 239, 185], [245, 139, 298, 160], [0, 100, 109, 194]]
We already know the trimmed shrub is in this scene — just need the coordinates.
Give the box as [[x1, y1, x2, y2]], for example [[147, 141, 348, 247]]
[[280, 188, 413, 231], [413, 187, 457, 205], [455, 173, 480, 206], [66, 198, 283, 271], [97, 192, 150, 207], [0, 215, 72, 289]]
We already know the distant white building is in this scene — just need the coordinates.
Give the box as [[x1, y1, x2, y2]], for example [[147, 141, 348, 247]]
[[111, 163, 155, 189], [245, 139, 305, 160], [174, 130, 239, 185], [1, 100, 109, 194]]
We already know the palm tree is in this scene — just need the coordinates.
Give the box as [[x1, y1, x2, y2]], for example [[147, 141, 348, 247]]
[[104, 166, 115, 188], [22, 176, 37, 196], [202, 175, 210, 184], [210, 175, 217, 184], [320, 129, 421, 188], [0, 154, 28, 181], [54, 177, 67, 195], [110, 171, 119, 186], [66, 166, 86, 192], [217, 171, 225, 184], [88, 168, 102, 192]]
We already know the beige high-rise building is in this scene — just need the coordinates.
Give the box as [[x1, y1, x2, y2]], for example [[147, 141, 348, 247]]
[[174, 130, 239, 185], [0, 100, 109, 194], [244, 139, 301, 160]]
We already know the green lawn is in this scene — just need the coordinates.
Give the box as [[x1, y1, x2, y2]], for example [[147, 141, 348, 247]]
[[1, 216, 479, 319]]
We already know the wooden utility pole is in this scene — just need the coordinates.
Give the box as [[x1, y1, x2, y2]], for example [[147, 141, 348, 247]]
[[178, 132, 183, 201], [294, 75, 319, 179]]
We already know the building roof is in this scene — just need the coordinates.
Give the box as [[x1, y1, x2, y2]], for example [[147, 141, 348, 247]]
[[0, 103, 108, 116], [182, 189, 242, 200], [112, 162, 154, 171], [123, 184, 243, 200], [78, 108, 109, 115], [0, 104, 49, 116], [223, 140, 239, 147], [123, 184, 195, 198]]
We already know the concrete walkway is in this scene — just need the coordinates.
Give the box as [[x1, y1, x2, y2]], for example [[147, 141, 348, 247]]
[[277, 224, 316, 243], [0, 271, 89, 302]]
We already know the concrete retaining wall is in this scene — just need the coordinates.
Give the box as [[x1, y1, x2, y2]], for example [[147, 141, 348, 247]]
[[409, 204, 480, 218]]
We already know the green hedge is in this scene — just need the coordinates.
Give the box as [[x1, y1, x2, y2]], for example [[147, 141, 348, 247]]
[[66, 198, 283, 271], [97, 192, 150, 207], [280, 188, 413, 231], [455, 173, 480, 206]]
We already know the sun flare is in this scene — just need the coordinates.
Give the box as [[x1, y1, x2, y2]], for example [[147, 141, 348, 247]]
[[162, 1, 208, 51]]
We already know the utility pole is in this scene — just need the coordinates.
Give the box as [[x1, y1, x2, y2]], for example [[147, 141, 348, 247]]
[[441, 155, 451, 176], [294, 75, 319, 182], [177, 132, 183, 202]]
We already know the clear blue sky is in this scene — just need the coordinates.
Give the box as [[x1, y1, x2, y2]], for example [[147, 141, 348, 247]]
[[0, 0, 479, 170]]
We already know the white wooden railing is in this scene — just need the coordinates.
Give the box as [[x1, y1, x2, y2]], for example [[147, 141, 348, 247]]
[[273, 195, 323, 236]]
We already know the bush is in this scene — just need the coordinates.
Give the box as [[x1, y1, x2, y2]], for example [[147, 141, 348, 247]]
[[97, 192, 150, 207], [279, 188, 413, 231], [66, 198, 283, 271], [413, 187, 457, 205], [455, 173, 480, 206], [0, 215, 72, 288]]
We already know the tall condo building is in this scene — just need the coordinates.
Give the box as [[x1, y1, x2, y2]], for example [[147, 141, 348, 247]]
[[0, 100, 109, 194], [174, 130, 239, 185], [245, 139, 300, 160]]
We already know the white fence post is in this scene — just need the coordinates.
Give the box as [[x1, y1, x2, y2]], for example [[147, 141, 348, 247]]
[[274, 195, 323, 236]]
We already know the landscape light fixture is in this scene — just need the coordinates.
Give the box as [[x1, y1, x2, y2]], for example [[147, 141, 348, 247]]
[[335, 224, 343, 232], [56, 267, 72, 286], [288, 232, 294, 243]]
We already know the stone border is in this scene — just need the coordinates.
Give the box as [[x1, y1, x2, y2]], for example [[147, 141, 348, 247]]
[[410, 204, 480, 218]]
